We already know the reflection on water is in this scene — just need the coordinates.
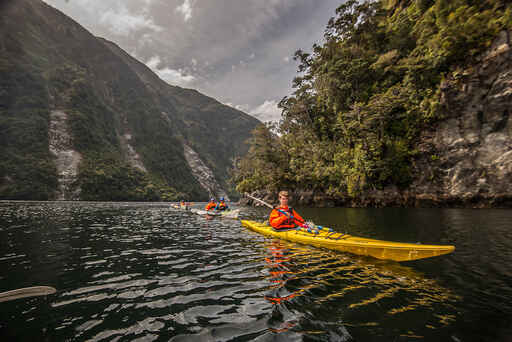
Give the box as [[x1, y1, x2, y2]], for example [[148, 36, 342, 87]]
[[0, 202, 511, 341], [260, 239, 459, 340]]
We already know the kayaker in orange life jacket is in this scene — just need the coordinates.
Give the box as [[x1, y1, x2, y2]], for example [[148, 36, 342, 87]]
[[205, 198, 217, 211], [269, 191, 304, 230], [216, 197, 228, 211]]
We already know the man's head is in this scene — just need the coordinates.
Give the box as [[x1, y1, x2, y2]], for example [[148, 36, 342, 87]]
[[278, 190, 290, 207]]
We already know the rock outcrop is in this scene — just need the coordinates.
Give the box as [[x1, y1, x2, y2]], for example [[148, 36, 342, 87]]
[[119, 132, 147, 173], [48, 110, 82, 200], [183, 144, 230, 200], [408, 30, 512, 207]]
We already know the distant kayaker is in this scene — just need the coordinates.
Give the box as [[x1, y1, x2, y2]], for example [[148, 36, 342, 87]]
[[269, 191, 304, 230], [180, 200, 189, 210], [205, 198, 217, 211], [216, 197, 228, 211]]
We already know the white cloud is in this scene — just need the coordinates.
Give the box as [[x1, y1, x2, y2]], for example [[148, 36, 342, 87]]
[[176, 0, 193, 22], [141, 0, 154, 14], [224, 102, 250, 113], [146, 56, 162, 69], [250, 100, 282, 122], [100, 7, 163, 36], [146, 56, 195, 86], [158, 68, 195, 85], [283, 56, 290, 63]]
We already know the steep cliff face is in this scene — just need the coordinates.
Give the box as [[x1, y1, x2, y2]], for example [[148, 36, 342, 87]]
[[334, 30, 512, 208], [182, 144, 230, 200], [48, 110, 82, 200], [0, 0, 259, 201], [409, 30, 512, 207]]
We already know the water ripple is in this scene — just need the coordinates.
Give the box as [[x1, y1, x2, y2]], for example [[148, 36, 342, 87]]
[[1, 202, 511, 341]]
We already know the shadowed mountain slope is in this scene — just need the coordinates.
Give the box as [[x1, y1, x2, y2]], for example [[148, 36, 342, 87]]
[[0, 0, 260, 201]]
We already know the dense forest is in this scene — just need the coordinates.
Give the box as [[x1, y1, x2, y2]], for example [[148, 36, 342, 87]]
[[234, 0, 512, 201]]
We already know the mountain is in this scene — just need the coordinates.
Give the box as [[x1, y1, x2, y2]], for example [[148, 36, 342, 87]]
[[0, 0, 260, 201]]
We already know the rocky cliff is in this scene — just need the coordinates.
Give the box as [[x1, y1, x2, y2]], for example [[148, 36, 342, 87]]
[[0, 0, 259, 201], [408, 30, 512, 207]]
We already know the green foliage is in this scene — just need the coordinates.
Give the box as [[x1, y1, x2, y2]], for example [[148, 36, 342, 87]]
[[0, 59, 58, 200], [0, 154, 57, 200], [235, 0, 511, 198], [68, 85, 119, 153], [77, 155, 182, 201], [234, 123, 291, 193]]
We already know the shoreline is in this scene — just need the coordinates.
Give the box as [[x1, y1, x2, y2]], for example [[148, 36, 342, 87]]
[[239, 190, 512, 209], [1, 195, 511, 208]]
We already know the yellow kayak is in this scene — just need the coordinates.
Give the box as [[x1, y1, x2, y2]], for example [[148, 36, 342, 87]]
[[240, 220, 455, 262]]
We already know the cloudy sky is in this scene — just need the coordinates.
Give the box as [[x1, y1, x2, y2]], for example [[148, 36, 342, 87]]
[[42, 0, 342, 122]]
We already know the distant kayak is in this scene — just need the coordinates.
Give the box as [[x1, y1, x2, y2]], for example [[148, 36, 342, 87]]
[[191, 208, 240, 219], [191, 209, 221, 216], [171, 204, 192, 210], [240, 220, 455, 262]]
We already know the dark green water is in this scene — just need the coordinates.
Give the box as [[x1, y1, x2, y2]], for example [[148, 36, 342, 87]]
[[0, 202, 511, 341]]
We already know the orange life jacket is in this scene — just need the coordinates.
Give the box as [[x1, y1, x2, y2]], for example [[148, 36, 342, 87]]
[[269, 206, 304, 230], [205, 202, 216, 210]]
